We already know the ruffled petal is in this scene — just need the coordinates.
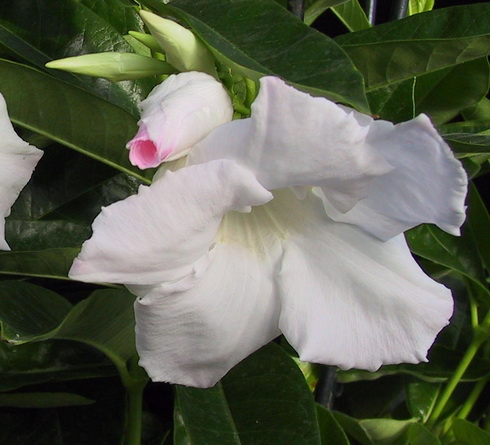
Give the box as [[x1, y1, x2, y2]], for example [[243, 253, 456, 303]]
[[189, 76, 392, 213], [316, 113, 467, 240], [134, 241, 281, 388], [0, 93, 43, 250], [69, 160, 272, 285], [271, 189, 453, 371], [127, 72, 233, 168]]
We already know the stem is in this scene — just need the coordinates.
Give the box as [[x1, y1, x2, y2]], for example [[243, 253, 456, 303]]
[[457, 376, 489, 421], [125, 380, 146, 445], [427, 309, 490, 427], [390, 0, 408, 21], [364, 0, 377, 25]]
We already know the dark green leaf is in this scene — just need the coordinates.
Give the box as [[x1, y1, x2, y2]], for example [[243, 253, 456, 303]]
[[466, 184, 490, 273], [175, 343, 321, 445], [142, 0, 368, 110], [0, 287, 136, 367], [369, 58, 490, 124], [0, 341, 115, 392], [304, 0, 350, 26], [316, 405, 350, 445], [462, 97, 490, 121], [0, 0, 155, 115], [406, 224, 490, 298], [333, 412, 415, 445], [0, 248, 79, 280], [405, 378, 441, 421], [405, 423, 440, 445], [0, 60, 152, 182], [336, 4, 490, 90], [0, 281, 72, 340], [0, 392, 94, 408], [452, 419, 490, 445]]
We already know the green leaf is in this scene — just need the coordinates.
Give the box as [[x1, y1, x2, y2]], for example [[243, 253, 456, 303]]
[[0, 248, 79, 280], [466, 184, 490, 274], [331, 0, 371, 32], [463, 97, 490, 121], [0, 281, 72, 340], [174, 343, 321, 445], [9, 145, 119, 221], [0, 0, 155, 115], [0, 392, 94, 408], [0, 60, 152, 183], [0, 284, 136, 375], [316, 405, 350, 445], [406, 224, 490, 299], [408, 0, 434, 16], [333, 413, 416, 445], [405, 378, 441, 421], [405, 423, 440, 445], [336, 4, 490, 90], [0, 340, 115, 392], [452, 419, 490, 445], [304, 0, 350, 26], [142, 0, 369, 111]]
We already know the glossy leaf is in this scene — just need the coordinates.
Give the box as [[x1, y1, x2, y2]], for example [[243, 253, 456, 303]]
[[406, 224, 490, 298], [1, 287, 136, 367], [331, 0, 371, 32], [405, 378, 441, 421], [336, 4, 490, 90], [0, 60, 152, 182], [406, 423, 440, 445], [0, 392, 94, 408], [0, 248, 79, 281], [316, 405, 350, 445], [142, 0, 369, 111], [452, 419, 490, 445], [368, 58, 490, 124], [0, 340, 115, 392], [174, 343, 321, 445], [0, 0, 154, 115], [408, 0, 434, 15], [304, 0, 350, 26]]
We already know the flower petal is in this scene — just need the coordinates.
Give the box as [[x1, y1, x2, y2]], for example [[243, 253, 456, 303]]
[[316, 113, 467, 240], [272, 189, 453, 371], [0, 93, 43, 250], [189, 76, 392, 213], [127, 72, 233, 168], [134, 241, 281, 388], [69, 160, 272, 285]]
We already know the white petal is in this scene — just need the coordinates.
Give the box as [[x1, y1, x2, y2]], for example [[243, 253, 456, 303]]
[[127, 72, 233, 168], [272, 189, 453, 371], [189, 76, 392, 213], [134, 241, 281, 388], [0, 93, 43, 250], [316, 113, 467, 240], [69, 160, 272, 285]]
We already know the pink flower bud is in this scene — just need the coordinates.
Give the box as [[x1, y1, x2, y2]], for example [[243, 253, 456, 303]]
[[127, 72, 233, 169]]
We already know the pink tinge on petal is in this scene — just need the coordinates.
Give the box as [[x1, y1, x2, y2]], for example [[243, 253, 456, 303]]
[[127, 124, 174, 169]]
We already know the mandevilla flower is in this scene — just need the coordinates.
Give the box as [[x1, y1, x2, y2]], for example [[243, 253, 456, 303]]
[[0, 93, 43, 250], [69, 74, 467, 388], [126, 72, 233, 169]]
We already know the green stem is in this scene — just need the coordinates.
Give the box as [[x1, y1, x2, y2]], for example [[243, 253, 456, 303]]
[[457, 375, 489, 421], [427, 311, 490, 427], [125, 380, 146, 445]]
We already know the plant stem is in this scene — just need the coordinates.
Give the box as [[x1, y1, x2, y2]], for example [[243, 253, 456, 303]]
[[457, 376, 489, 421], [125, 380, 146, 445], [427, 311, 490, 427], [364, 0, 377, 24], [390, 0, 408, 21], [288, 0, 305, 20]]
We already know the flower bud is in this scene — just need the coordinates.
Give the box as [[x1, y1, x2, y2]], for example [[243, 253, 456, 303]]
[[139, 10, 217, 77], [46, 52, 176, 82], [127, 71, 233, 169]]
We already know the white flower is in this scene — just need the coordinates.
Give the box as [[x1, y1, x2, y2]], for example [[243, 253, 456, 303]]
[[0, 93, 43, 251], [70, 76, 467, 388], [126, 72, 233, 169]]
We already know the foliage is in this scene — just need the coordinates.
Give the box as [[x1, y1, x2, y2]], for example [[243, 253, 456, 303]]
[[0, 0, 489, 444]]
